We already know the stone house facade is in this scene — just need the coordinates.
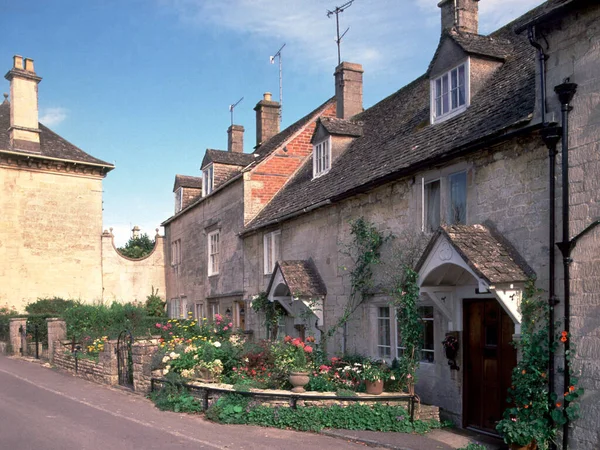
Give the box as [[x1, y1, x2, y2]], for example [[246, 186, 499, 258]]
[[161, 94, 336, 326], [0, 56, 166, 310], [162, 0, 599, 445]]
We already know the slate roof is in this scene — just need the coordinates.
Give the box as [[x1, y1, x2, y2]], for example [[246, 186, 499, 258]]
[[244, 3, 548, 233], [514, 0, 579, 32], [319, 117, 363, 138], [0, 99, 113, 168], [269, 260, 327, 297], [173, 174, 203, 191], [416, 224, 534, 285], [448, 31, 513, 61], [201, 149, 255, 169]]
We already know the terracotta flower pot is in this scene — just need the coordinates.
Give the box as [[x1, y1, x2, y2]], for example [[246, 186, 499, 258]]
[[510, 442, 537, 450], [289, 371, 310, 393], [365, 379, 384, 395]]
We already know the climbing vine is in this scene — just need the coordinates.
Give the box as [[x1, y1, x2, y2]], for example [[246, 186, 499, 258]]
[[390, 267, 422, 394], [251, 291, 286, 340], [324, 218, 387, 344]]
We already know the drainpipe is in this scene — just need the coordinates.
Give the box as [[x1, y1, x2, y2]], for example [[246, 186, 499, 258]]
[[527, 26, 547, 124], [541, 125, 561, 424], [554, 80, 577, 450]]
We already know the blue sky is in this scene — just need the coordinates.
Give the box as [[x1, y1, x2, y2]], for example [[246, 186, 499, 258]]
[[2, 0, 545, 246]]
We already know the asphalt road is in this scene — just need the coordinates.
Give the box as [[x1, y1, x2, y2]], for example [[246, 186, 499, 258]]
[[0, 356, 373, 450]]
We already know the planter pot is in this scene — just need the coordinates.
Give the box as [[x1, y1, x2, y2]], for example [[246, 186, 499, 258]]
[[289, 371, 310, 393], [365, 379, 384, 395], [509, 442, 537, 450]]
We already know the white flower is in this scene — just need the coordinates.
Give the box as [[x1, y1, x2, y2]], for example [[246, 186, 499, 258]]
[[193, 354, 198, 360], [213, 341, 222, 348], [162, 356, 170, 363], [390, 375, 396, 381], [169, 352, 180, 360], [163, 367, 170, 375]]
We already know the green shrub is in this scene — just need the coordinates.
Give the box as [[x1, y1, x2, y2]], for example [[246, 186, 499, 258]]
[[0, 305, 18, 341], [145, 287, 165, 317], [25, 297, 75, 316], [458, 444, 487, 450], [150, 373, 203, 413]]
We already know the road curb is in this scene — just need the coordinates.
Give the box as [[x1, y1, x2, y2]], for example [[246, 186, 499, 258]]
[[319, 429, 417, 450]]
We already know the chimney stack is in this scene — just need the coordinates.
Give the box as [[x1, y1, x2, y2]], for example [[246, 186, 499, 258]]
[[254, 92, 280, 146], [4, 55, 42, 152], [227, 124, 244, 153], [438, 0, 479, 35], [334, 62, 363, 120]]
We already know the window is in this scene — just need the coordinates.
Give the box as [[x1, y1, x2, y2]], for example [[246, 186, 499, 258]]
[[168, 297, 187, 319], [195, 303, 205, 321], [377, 305, 435, 363], [424, 180, 441, 232], [312, 137, 331, 178], [263, 230, 281, 274], [448, 171, 467, 225], [174, 188, 183, 213], [431, 62, 469, 123], [421, 170, 467, 231], [203, 165, 214, 196], [207, 230, 220, 276], [171, 239, 181, 268], [209, 301, 220, 321]]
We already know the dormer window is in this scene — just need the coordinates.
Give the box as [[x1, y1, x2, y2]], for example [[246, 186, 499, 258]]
[[202, 164, 214, 197], [174, 187, 183, 213], [312, 137, 331, 178], [431, 61, 470, 123]]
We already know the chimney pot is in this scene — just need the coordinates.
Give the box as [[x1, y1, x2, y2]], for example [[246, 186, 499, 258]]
[[228, 124, 245, 153], [438, 0, 479, 35], [13, 55, 23, 70], [24, 58, 35, 73], [254, 94, 280, 146], [334, 62, 364, 120]]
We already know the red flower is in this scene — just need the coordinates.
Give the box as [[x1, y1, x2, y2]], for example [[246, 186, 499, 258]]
[[306, 336, 315, 343], [569, 385, 576, 392], [304, 345, 313, 353], [284, 336, 292, 343]]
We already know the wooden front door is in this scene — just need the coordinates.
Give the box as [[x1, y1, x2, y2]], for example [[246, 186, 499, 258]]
[[463, 299, 516, 432]]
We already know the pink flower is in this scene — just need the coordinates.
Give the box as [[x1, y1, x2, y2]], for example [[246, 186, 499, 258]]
[[155, 323, 161, 328], [304, 346, 313, 353], [223, 326, 228, 331], [228, 322, 233, 328]]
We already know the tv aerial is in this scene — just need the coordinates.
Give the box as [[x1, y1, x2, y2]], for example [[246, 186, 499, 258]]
[[269, 43, 286, 125], [229, 97, 244, 126], [327, 0, 354, 65]]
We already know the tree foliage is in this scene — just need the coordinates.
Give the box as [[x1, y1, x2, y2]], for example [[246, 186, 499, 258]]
[[117, 233, 155, 259]]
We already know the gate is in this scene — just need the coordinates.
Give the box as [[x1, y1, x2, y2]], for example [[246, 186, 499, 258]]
[[116, 330, 134, 389]]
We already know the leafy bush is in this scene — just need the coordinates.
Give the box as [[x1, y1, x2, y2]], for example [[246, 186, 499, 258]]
[[25, 297, 76, 316], [145, 287, 165, 317], [458, 445, 487, 450], [205, 394, 440, 433], [150, 373, 203, 413], [117, 233, 155, 259], [0, 305, 18, 341]]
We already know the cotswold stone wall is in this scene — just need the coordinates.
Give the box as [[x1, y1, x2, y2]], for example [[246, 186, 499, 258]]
[[541, 6, 600, 450], [243, 133, 549, 425], [132, 339, 159, 394], [101, 231, 166, 303], [52, 339, 118, 386], [0, 168, 104, 311]]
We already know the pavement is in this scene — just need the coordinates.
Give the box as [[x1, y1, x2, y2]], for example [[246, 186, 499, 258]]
[[1, 355, 507, 450]]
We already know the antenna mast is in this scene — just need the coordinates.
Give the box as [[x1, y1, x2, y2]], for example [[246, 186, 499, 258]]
[[327, 0, 354, 65], [229, 97, 244, 126], [270, 43, 286, 126]]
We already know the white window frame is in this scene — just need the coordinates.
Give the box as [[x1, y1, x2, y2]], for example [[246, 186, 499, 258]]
[[376, 304, 435, 364], [430, 59, 470, 124], [207, 230, 220, 276], [169, 297, 187, 319], [312, 137, 331, 178], [174, 187, 183, 213], [421, 178, 441, 233], [263, 230, 281, 274], [202, 164, 214, 197]]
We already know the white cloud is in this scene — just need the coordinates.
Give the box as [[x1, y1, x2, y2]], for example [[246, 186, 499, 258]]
[[39, 107, 67, 127]]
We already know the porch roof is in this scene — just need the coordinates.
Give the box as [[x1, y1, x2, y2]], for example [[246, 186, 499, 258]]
[[416, 224, 534, 286], [267, 260, 327, 298]]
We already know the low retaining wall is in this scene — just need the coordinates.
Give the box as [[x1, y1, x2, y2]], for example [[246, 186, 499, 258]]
[[132, 339, 160, 394], [52, 340, 118, 385]]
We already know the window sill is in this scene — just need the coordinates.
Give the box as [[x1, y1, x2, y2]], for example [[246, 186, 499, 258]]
[[312, 169, 330, 180], [431, 105, 468, 125]]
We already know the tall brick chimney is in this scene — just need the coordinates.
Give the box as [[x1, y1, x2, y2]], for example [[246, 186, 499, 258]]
[[254, 92, 280, 146], [334, 62, 363, 120], [438, 0, 479, 34], [4, 55, 42, 152], [227, 124, 244, 153]]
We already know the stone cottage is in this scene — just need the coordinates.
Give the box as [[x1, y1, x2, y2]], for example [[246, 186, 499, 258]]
[[162, 0, 599, 446], [0, 56, 166, 310]]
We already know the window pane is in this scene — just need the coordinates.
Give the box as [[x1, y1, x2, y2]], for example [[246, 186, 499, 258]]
[[449, 172, 467, 224], [451, 68, 458, 90], [442, 75, 449, 114], [436, 97, 442, 117], [378, 307, 391, 358], [425, 180, 441, 232]]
